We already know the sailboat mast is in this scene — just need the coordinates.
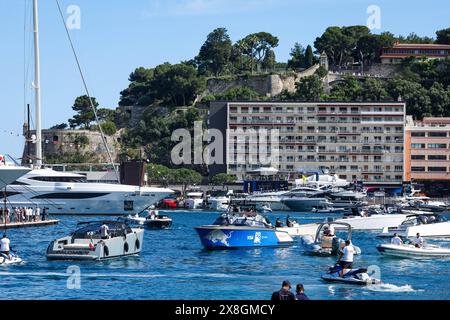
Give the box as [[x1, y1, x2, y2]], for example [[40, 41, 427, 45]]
[[33, 0, 42, 167]]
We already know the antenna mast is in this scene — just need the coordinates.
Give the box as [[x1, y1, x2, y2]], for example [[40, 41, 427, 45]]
[[33, 0, 42, 167]]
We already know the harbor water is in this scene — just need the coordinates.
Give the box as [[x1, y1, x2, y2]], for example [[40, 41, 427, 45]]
[[1, 210, 449, 300]]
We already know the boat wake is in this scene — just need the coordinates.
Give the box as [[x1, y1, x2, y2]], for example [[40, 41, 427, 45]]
[[365, 283, 421, 293]]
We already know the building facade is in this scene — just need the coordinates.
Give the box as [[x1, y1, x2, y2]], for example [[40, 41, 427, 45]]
[[209, 101, 406, 191], [404, 117, 450, 197], [380, 43, 450, 64]]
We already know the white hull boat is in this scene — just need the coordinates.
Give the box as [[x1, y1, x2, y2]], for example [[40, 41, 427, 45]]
[[0, 165, 31, 189], [46, 221, 144, 260], [334, 214, 408, 231], [276, 222, 319, 237], [377, 243, 450, 258], [378, 214, 450, 238]]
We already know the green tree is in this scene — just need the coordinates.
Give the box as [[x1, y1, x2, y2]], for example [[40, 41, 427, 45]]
[[261, 49, 276, 71], [197, 28, 233, 76], [216, 86, 261, 101], [295, 75, 323, 101], [398, 32, 434, 44], [171, 168, 203, 195], [436, 28, 450, 45], [361, 78, 388, 101], [304, 45, 315, 68], [387, 78, 431, 118], [211, 173, 237, 186], [238, 32, 279, 73], [287, 43, 306, 69], [329, 77, 363, 101], [101, 121, 117, 136], [68, 95, 98, 129]]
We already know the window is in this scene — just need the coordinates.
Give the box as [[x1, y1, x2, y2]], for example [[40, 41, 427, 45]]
[[428, 132, 447, 137], [411, 143, 425, 149], [411, 155, 425, 160], [411, 132, 425, 137], [428, 167, 447, 172], [411, 167, 425, 172], [428, 143, 447, 149], [428, 155, 447, 160]]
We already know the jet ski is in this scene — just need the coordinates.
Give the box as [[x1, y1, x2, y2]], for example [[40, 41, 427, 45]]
[[321, 264, 381, 285], [0, 251, 23, 266]]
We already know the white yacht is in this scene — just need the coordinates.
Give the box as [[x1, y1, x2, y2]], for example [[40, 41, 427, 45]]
[[378, 214, 450, 238], [206, 190, 233, 212], [183, 189, 205, 209], [0, 162, 31, 189], [5, 168, 174, 215]]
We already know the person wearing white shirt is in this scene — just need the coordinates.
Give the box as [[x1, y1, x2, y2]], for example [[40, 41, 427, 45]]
[[100, 224, 110, 239], [338, 240, 355, 277], [0, 234, 11, 260], [35, 207, 41, 222], [413, 233, 424, 248], [391, 233, 403, 246]]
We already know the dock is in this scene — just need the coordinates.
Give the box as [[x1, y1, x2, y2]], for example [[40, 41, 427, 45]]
[[0, 220, 59, 229]]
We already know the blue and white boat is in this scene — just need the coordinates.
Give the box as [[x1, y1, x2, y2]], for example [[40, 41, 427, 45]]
[[195, 208, 294, 249]]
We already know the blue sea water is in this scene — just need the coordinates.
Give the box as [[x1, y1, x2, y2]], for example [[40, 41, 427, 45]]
[[1, 211, 449, 300]]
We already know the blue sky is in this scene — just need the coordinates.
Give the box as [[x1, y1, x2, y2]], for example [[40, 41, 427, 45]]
[[1, 0, 449, 157]]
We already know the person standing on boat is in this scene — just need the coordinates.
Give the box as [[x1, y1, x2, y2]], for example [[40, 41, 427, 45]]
[[295, 284, 310, 300], [338, 240, 355, 277], [391, 233, 403, 246], [0, 234, 11, 260], [413, 233, 424, 248], [35, 207, 40, 222], [275, 218, 283, 227], [100, 223, 110, 240], [271, 280, 295, 301]]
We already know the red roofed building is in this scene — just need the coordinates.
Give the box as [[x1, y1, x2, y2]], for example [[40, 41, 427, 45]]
[[381, 43, 450, 64]]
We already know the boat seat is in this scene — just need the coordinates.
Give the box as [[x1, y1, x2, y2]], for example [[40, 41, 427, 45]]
[[321, 236, 333, 249]]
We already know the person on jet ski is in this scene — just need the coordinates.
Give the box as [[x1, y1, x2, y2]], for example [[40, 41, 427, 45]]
[[0, 234, 11, 260], [413, 233, 424, 248], [338, 240, 355, 277], [391, 233, 403, 246]]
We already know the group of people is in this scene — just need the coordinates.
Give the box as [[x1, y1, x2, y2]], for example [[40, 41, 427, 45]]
[[391, 232, 424, 248], [271, 280, 310, 301], [0, 206, 48, 224]]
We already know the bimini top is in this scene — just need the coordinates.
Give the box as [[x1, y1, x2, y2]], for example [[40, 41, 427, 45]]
[[72, 221, 132, 239]]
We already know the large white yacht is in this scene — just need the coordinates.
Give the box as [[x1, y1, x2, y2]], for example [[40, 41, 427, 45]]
[[5, 168, 174, 215], [0, 164, 31, 189]]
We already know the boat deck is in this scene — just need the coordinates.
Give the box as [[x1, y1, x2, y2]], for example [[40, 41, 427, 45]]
[[0, 220, 59, 229]]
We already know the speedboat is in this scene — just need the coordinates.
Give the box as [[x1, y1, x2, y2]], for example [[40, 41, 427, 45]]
[[234, 190, 290, 211], [321, 264, 381, 285], [281, 193, 333, 212], [6, 168, 174, 215], [0, 251, 23, 265], [194, 208, 294, 249], [118, 209, 172, 229], [276, 217, 320, 237], [301, 222, 361, 256], [206, 190, 233, 212], [333, 209, 409, 231], [377, 243, 450, 259], [378, 213, 450, 238], [46, 221, 144, 260]]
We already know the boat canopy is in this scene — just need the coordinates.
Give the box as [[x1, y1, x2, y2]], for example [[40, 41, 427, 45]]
[[213, 212, 272, 228], [72, 221, 132, 239]]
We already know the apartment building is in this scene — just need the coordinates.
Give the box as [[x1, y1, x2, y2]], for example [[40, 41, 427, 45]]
[[208, 101, 406, 192], [380, 43, 450, 64], [405, 117, 450, 197]]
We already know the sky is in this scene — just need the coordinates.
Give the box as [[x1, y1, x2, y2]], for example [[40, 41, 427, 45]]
[[0, 0, 449, 158]]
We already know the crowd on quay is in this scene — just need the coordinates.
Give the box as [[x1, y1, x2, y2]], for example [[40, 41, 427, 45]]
[[0, 206, 49, 224]]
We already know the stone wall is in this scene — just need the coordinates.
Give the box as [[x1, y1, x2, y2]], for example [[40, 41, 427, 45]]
[[206, 65, 320, 97], [25, 129, 120, 163]]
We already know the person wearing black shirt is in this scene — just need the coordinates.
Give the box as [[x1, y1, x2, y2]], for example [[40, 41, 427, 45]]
[[271, 280, 295, 301], [295, 284, 310, 300]]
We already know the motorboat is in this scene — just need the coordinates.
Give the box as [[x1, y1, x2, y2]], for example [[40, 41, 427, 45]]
[[378, 213, 450, 238], [325, 188, 367, 209], [301, 222, 361, 256], [206, 190, 233, 212], [234, 190, 290, 211], [0, 159, 31, 189], [321, 264, 381, 285], [46, 221, 144, 260], [0, 251, 23, 265], [333, 208, 409, 231], [281, 190, 333, 212], [276, 216, 320, 237], [377, 243, 450, 258], [5, 168, 174, 215], [183, 189, 204, 209], [194, 207, 294, 249], [118, 209, 172, 229], [311, 206, 348, 214]]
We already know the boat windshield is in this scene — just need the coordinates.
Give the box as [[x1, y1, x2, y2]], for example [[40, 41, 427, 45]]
[[72, 222, 132, 239], [213, 213, 272, 228]]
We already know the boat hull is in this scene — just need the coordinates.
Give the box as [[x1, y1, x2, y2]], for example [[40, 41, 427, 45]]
[[334, 214, 408, 231], [195, 226, 294, 249], [377, 244, 450, 258], [281, 198, 331, 212]]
